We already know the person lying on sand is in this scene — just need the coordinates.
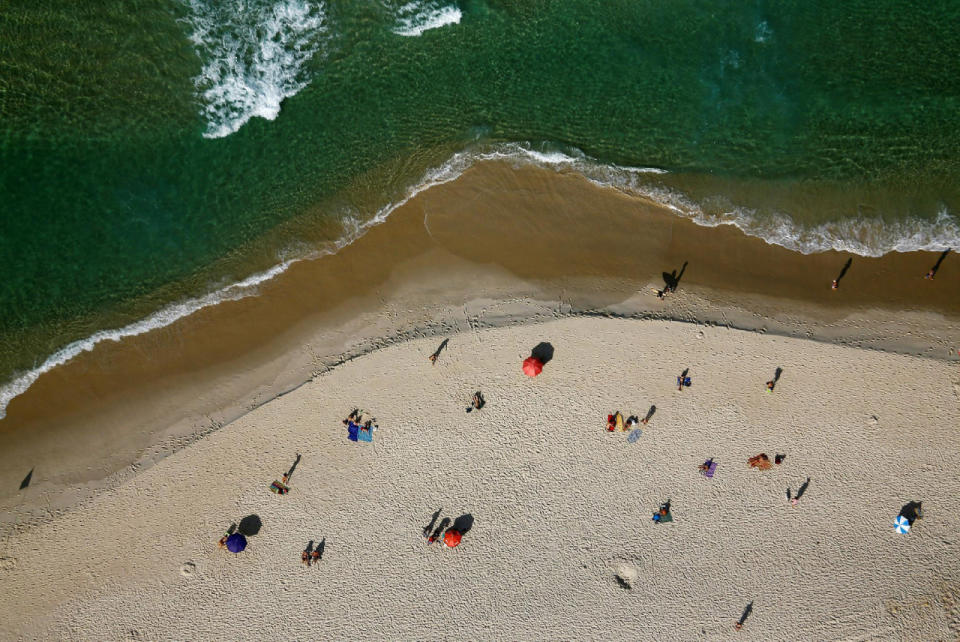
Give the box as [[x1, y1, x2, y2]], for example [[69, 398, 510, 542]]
[[342, 409, 360, 426], [748, 453, 772, 470], [606, 412, 624, 432]]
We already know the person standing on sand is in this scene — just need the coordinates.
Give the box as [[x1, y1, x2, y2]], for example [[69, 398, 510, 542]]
[[301, 550, 310, 566], [831, 279, 838, 290]]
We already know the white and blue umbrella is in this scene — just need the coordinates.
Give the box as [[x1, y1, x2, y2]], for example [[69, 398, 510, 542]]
[[894, 515, 911, 534]]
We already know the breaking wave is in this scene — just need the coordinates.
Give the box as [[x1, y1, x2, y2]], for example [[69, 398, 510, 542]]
[[182, 0, 327, 139], [392, 2, 461, 37], [1, 142, 956, 418]]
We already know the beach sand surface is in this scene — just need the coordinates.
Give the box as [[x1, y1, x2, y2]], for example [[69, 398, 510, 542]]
[[2, 317, 959, 640], [3, 162, 960, 536]]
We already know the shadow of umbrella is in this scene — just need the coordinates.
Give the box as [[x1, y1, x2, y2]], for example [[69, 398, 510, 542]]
[[531, 342, 554, 365], [238, 514, 262, 537], [452, 513, 474, 535]]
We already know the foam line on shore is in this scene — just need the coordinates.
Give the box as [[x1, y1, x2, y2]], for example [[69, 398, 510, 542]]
[[2, 141, 957, 418]]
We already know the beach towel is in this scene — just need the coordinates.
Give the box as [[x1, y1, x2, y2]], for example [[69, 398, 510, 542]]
[[347, 421, 360, 441], [627, 428, 642, 443], [614, 412, 624, 431], [357, 427, 373, 443], [270, 480, 290, 494], [703, 461, 717, 478]]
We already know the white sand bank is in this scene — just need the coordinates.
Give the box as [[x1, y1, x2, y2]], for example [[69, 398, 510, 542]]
[[1, 317, 959, 640]]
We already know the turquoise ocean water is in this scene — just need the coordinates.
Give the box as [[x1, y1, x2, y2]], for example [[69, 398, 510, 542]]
[[1, 0, 959, 416]]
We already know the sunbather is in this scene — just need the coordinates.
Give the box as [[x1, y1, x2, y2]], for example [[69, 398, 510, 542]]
[[748, 453, 772, 470]]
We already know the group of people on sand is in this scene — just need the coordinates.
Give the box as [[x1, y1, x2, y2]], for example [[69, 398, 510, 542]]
[[605, 411, 649, 432]]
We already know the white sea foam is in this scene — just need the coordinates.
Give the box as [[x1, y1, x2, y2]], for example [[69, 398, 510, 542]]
[[2, 142, 956, 417], [0, 261, 293, 420], [182, 0, 327, 139], [392, 2, 461, 37]]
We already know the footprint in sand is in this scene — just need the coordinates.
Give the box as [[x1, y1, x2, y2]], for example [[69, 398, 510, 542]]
[[613, 561, 639, 590], [180, 561, 196, 578]]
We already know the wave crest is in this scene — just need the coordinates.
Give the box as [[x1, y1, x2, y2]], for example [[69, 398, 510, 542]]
[[182, 0, 327, 139], [392, 2, 461, 37], [1, 142, 956, 418]]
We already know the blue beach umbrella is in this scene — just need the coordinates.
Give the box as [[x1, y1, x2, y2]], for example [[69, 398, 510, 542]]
[[225, 532, 247, 553], [894, 515, 910, 535]]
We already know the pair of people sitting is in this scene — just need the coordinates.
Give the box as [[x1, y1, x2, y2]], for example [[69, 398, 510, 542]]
[[344, 409, 377, 442]]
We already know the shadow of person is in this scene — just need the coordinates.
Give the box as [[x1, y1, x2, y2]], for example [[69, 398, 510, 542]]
[[662, 261, 688, 292], [531, 342, 554, 365], [19, 468, 33, 490], [238, 514, 262, 537], [452, 513, 474, 535], [423, 508, 442, 537], [643, 405, 656, 423], [795, 477, 811, 500], [286, 453, 302, 481], [835, 257, 853, 285], [431, 517, 451, 541], [927, 248, 950, 278], [315, 537, 325, 560], [430, 338, 450, 363], [737, 601, 754, 628]]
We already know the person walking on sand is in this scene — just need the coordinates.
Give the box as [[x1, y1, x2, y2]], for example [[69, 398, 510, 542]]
[[831, 279, 838, 290], [301, 550, 311, 566]]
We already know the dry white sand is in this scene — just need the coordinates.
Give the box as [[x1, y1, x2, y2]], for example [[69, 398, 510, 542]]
[[2, 317, 959, 640]]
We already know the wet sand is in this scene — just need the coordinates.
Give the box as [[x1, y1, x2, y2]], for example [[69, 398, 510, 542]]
[[1, 161, 958, 531]]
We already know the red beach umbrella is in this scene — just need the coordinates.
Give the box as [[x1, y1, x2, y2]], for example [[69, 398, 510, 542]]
[[443, 529, 462, 548], [522, 357, 543, 377]]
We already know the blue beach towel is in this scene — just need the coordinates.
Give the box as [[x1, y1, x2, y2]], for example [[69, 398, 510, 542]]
[[347, 422, 360, 442], [357, 427, 373, 442]]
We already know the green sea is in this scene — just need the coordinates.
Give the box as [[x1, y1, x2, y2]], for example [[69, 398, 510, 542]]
[[1, 0, 959, 417]]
